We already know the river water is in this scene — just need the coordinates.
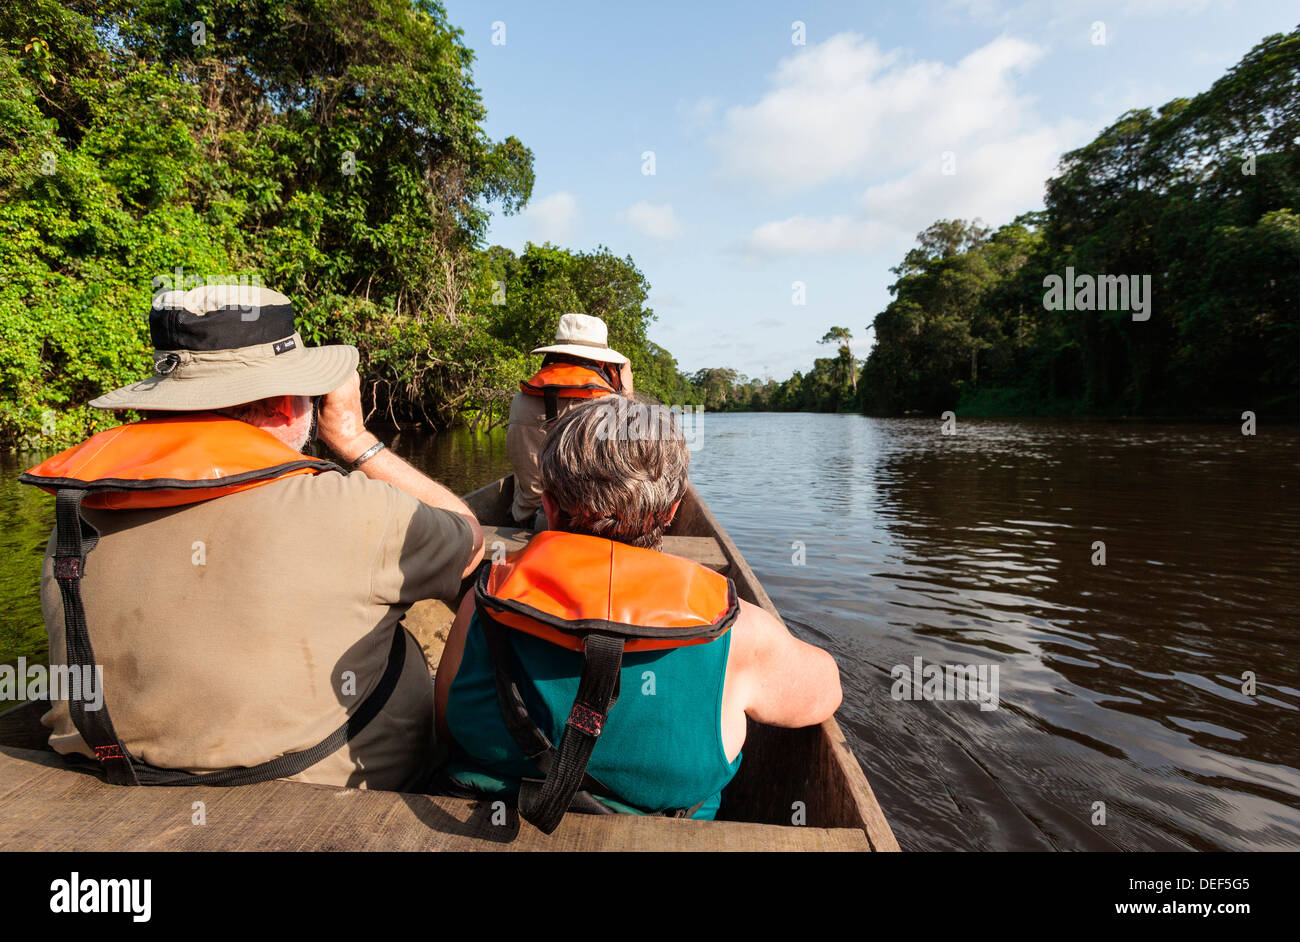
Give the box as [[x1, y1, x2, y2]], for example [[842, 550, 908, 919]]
[[3, 413, 1298, 851]]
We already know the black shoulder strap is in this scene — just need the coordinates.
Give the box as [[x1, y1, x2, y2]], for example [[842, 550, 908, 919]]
[[51, 487, 406, 787], [474, 557, 726, 830], [478, 606, 716, 830], [480, 613, 614, 797], [53, 489, 137, 785], [542, 387, 559, 423], [516, 631, 624, 833]]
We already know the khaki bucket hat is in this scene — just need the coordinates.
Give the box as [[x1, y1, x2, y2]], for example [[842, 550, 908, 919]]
[[531, 313, 628, 365], [90, 285, 358, 411]]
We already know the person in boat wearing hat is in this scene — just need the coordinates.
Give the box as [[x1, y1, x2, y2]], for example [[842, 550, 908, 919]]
[[507, 312, 634, 527], [20, 285, 483, 791], [434, 398, 842, 830]]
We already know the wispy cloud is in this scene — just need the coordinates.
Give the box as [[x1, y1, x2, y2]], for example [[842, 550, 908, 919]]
[[678, 96, 721, 129], [624, 201, 684, 240], [941, 0, 1219, 24], [857, 123, 1085, 231], [523, 191, 578, 243], [741, 216, 892, 258], [711, 33, 1045, 190], [722, 33, 1089, 259]]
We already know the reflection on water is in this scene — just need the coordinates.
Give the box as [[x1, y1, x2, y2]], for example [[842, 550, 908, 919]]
[[688, 413, 1300, 851], [0, 451, 55, 667], [3, 414, 1296, 850], [383, 424, 514, 497]]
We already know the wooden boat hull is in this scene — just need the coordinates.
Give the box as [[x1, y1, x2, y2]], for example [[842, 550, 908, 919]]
[[0, 476, 898, 852]]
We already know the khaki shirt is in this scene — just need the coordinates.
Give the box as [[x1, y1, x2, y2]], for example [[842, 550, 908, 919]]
[[506, 390, 588, 524], [39, 469, 472, 790]]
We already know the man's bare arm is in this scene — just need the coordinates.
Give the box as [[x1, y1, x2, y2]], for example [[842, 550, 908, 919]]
[[318, 372, 485, 578]]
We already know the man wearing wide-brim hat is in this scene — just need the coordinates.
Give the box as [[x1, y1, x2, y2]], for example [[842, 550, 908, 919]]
[[21, 285, 483, 790], [507, 312, 633, 526]]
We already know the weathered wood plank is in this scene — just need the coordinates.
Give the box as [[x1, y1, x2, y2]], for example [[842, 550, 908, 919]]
[[403, 599, 455, 669], [0, 746, 869, 852]]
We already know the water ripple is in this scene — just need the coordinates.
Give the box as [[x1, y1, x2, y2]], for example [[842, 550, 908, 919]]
[[690, 413, 1300, 851]]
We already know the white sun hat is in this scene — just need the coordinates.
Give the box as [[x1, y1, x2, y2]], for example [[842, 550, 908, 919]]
[[530, 313, 628, 365]]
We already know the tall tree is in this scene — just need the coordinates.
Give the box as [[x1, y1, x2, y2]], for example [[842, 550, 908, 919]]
[[819, 326, 856, 399]]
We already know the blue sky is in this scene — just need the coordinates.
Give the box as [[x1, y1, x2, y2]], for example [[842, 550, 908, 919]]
[[442, 0, 1296, 381]]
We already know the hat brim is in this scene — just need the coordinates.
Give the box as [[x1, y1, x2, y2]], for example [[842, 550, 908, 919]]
[[530, 343, 628, 365], [89, 343, 359, 411]]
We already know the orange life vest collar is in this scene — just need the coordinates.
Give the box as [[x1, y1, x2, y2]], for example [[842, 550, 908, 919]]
[[520, 362, 618, 399], [19, 413, 341, 510], [475, 530, 738, 653]]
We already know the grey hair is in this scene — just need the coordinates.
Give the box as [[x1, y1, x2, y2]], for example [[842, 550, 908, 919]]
[[540, 397, 690, 550]]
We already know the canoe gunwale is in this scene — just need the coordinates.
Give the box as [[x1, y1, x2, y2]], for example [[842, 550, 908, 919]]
[[669, 483, 900, 851]]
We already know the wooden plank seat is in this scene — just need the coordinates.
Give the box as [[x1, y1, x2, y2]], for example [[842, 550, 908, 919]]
[[0, 746, 870, 852]]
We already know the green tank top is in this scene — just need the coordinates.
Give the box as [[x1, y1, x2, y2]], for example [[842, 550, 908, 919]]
[[445, 612, 743, 819]]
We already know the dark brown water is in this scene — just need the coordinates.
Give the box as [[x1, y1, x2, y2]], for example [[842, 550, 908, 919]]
[[685, 413, 1300, 851], [4, 414, 1298, 850]]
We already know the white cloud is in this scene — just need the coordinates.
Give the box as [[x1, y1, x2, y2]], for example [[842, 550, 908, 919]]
[[712, 32, 1045, 189], [941, 0, 1217, 22], [1119, 0, 1214, 13], [1088, 80, 1173, 115], [624, 201, 684, 240], [741, 123, 1082, 259], [742, 216, 893, 258], [940, 0, 1010, 21], [857, 123, 1085, 233], [523, 191, 577, 243], [725, 32, 1095, 259], [679, 96, 721, 128]]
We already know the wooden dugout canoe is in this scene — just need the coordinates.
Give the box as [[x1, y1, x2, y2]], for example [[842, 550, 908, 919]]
[[0, 475, 898, 852]]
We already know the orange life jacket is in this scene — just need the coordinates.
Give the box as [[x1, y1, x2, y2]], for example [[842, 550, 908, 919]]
[[477, 530, 736, 653], [18, 415, 407, 788], [520, 362, 619, 420], [22, 413, 337, 509], [473, 529, 739, 832]]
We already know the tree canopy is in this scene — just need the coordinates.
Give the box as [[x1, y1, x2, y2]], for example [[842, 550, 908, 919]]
[[697, 28, 1298, 420], [3, 10, 1294, 444], [0, 0, 695, 448]]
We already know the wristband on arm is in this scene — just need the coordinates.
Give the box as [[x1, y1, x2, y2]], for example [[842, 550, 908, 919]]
[[351, 441, 386, 469]]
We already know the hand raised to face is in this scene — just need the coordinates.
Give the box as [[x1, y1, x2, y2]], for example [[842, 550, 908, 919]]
[[317, 370, 371, 460]]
